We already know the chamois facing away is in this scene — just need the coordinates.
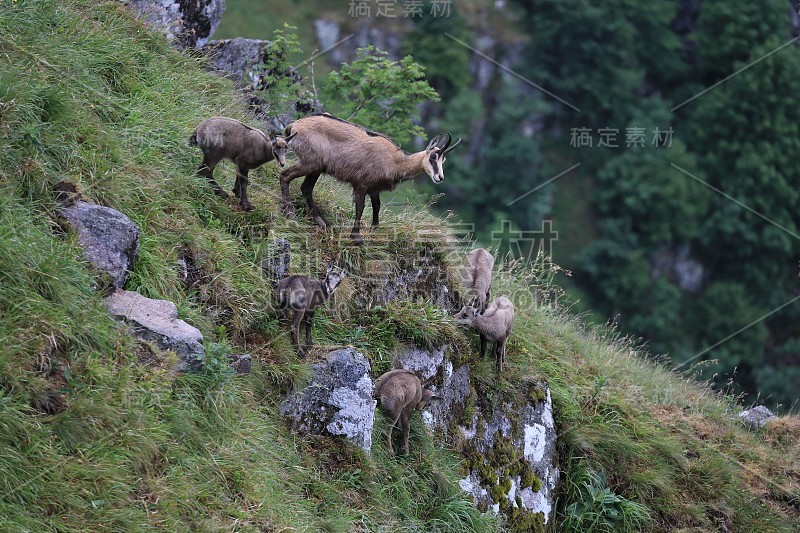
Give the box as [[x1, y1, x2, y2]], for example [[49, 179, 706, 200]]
[[462, 248, 495, 313], [190, 116, 294, 211], [455, 296, 514, 372], [280, 113, 462, 244], [276, 261, 347, 358], [373, 369, 440, 455]]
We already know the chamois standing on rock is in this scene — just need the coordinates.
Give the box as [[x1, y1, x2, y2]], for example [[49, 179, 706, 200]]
[[279, 113, 462, 244], [462, 248, 494, 313], [190, 116, 294, 211], [373, 369, 439, 455], [456, 296, 514, 372], [276, 261, 347, 358]]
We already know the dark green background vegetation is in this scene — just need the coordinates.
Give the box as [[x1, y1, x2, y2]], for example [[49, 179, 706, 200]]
[[219, 0, 800, 411]]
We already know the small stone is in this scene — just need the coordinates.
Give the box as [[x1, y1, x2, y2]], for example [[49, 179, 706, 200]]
[[738, 405, 776, 430], [105, 289, 204, 372]]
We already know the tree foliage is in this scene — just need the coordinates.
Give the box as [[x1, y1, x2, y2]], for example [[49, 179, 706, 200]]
[[323, 46, 439, 146]]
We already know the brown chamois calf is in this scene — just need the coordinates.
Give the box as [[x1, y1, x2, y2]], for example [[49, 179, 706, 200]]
[[276, 261, 347, 358], [190, 116, 294, 211], [279, 113, 461, 244], [461, 247, 494, 313], [455, 296, 514, 372], [373, 369, 439, 455]]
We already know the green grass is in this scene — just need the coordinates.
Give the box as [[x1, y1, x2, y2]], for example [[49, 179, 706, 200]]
[[0, 0, 798, 531]]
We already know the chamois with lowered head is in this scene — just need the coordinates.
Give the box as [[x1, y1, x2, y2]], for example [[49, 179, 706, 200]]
[[455, 296, 514, 372], [279, 113, 462, 244], [373, 369, 439, 455], [190, 116, 294, 211], [461, 247, 494, 313], [276, 261, 347, 358]]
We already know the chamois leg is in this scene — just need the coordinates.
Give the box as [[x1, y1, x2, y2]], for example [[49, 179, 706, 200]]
[[290, 309, 305, 358], [303, 310, 315, 349], [301, 173, 326, 228], [387, 407, 402, 455], [370, 193, 381, 226], [235, 166, 253, 211], [280, 163, 314, 218], [198, 155, 228, 199], [495, 339, 506, 373], [351, 192, 366, 245], [400, 405, 414, 455], [479, 333, 488, 358]]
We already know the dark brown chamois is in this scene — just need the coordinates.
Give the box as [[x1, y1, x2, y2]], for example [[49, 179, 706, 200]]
[[279, 113, 461, 244], [190, 116, 294, 211], [276, 261, 347, 358]]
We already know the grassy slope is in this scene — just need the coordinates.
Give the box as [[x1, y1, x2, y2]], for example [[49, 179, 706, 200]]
[[0, 1, 798, 531]]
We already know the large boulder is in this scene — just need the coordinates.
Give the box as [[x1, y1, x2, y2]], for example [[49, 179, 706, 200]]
[[125, 0, 225, 48], [398, 346, 558, 529], [59, 201, 139, 289], [105, 289, 204, 372], [280, 349, 375, 451]]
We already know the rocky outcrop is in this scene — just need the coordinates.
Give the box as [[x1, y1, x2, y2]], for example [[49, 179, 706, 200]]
[[105, 289, 205, 372], [59, 201, 140, 288], [125, 0, 225, 48], [397, 346, 558, 528], [738, 405, 776, 430], [651, 243, 705, 293], [280, 349, 376, 451], [262, 238, 291, 286], [200, 38, 319, 130], [354, 247, 456, 313]]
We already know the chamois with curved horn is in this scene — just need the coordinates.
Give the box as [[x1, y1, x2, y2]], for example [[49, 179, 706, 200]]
[[279, 113, 462, 244]]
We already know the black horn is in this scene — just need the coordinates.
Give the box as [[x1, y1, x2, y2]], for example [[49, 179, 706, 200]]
[[439, 132, 452, 150], [443, 137, 462, 155]]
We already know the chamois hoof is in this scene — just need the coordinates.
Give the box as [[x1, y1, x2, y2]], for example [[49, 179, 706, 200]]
[[284, 208, 296, 219], [214, 189, 230, 199], [313, 216, 327, 229], [242, 203, 254, 212], [351, 233, 364, 245]]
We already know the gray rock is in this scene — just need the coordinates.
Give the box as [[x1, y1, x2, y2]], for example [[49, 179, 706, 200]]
[[59, 201, 139, 288], [201, 37, 271, 86], [228, 353, 252, 374], [262, 238, 291, 285], [105, 289, 205, 372], [738, 405, 776, 430], [125, 0, 225, 48], [314, 19, 346, 64], [395, 345, 446, 382], [200, 38, 320, 130], [280, 349, 376, 451], [651, 244, 705, 293]]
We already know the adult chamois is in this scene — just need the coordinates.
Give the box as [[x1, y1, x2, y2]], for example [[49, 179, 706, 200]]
[[279, 113, 461, 244]]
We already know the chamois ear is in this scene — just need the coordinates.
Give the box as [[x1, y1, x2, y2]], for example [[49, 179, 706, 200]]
[[340, 264, 349, 277], [326, 259, 335, 274]]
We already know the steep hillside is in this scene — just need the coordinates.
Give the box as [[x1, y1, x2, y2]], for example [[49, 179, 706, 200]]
[[0, 1, 798, 532]]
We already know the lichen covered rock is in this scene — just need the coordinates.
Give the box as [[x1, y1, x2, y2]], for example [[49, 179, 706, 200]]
[[738, 405, 776, 430], [280, 349, 376, 451], [397, 346, 557, 527]]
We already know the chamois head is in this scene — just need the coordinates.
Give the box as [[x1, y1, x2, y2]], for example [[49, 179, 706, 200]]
[[418, 388, 441, 410], [455, 304, 479, 320], [423, 132, 462, 183], [270, 133, 296, 168], [324, 260, 348, 295]]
